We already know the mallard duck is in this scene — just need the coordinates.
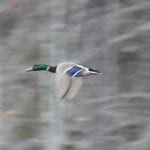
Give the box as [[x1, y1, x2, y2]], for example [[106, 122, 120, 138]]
[[25, 62, 101, 99]]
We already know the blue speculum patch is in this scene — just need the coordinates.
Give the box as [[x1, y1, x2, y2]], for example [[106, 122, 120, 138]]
[[66, 66, 81, 76]]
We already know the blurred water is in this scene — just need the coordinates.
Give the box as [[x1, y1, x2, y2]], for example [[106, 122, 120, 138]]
[[1, 0, 150, 150]]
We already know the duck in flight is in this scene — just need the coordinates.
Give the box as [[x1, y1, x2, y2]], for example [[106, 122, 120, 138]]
[[26, 62, 101, 99]]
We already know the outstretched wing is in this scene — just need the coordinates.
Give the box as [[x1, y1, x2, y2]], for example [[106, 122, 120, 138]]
[[65, 77, 82, 99], [55, 64, 83, 99], [55, 73, 82, 99], [55, 73, 73, 99]]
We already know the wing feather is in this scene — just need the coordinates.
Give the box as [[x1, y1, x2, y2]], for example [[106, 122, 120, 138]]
[[55, 73, 72, 99], [66, 77, 82, 99], [55, 62, 83, 99]]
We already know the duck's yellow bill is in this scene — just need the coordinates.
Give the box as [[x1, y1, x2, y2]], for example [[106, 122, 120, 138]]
[[25, 67, 33, 72]]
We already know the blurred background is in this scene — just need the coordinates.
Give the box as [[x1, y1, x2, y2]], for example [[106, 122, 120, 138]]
[[0, 0, 150, 150]]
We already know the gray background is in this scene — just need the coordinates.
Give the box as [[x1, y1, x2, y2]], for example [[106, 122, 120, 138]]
[[0, 0, 150, 150]]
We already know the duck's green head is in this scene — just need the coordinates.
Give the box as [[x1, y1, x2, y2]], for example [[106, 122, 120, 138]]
[[25, 64, 49, 72]]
